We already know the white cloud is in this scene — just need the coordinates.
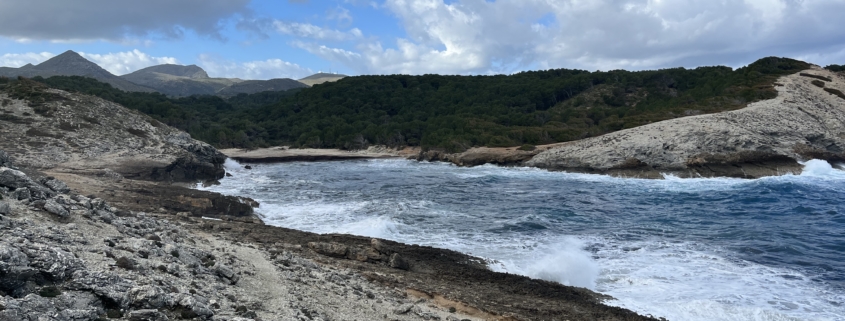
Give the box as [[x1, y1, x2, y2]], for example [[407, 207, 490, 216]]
[[273, 21, 363, 41], [0, 52, 55, 67], [79, 50, 178, 75], [197, 54, 313, 80], [296, 0, 845, 74]]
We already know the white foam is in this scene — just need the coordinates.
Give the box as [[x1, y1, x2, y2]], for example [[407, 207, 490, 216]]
[[594, 239, 845, 321], [197, 158, 845, 321], [489, 237, 599, 289]]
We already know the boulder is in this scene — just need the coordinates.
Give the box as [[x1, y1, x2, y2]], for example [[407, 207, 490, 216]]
[[0, 168, 34, 189], [174, 294, 214, 319], [308, 242, 349, 258], [127, 285, 171, 309], [43, 199, 70, 218], [0, 151, 10, 168], [389, 253, 410, 270], [129, 309, 170, 321], [0, 243, 36, 297], [40, 177, 70, 194], [0, 202, 10, 215], [12, 188, 30, 201]]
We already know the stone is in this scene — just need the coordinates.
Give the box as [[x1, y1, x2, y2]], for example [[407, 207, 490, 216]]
[[0, 168, 35, 189], [0, 202, 9, 215], [41, 177, 70, 194], [394, 304, 413, 315], [127, 285, 171, 309], [43, 199, 70, 218], [389, 253, 410, 270], [308, 242, 349, 258], [0, 151, 10, 168], [174, 293, 214, 318], [129, 309, 170, 321], [13, 188, 30, 201]]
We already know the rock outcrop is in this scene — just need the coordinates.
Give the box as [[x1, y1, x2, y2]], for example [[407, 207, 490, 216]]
[[1, 160, 496, 321], [526, 67, 845, 178], [0, 79, 225, 183]]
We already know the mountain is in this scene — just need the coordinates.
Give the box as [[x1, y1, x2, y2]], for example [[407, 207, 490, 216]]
[[120, 64, 309, 97], [215, 78, 308, 97], [120, 64, 243, 97], [298, 72, 347, 86], [0, 50, 153, 92]]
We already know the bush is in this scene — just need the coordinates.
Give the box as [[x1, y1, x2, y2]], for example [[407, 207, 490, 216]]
[[38, 286, 62, 297], [825, 64, 845, 72], [518, 144, 536, 151], [811, 80, 826, 88], [800, 73, 832, 82], [115, 256, 135, 270], [824, 88, 845, 100]]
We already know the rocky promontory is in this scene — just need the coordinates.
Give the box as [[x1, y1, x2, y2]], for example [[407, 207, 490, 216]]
[[527, 67, 845, 178]]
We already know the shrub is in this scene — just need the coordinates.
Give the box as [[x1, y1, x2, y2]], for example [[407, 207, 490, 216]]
[[115, 256, 135, 270], [38, 286, 62, 297], [518, 144, 536, 151], [800, 73, 832, 82], [824, 88, 845, 100], [811, 80, 825, 88]]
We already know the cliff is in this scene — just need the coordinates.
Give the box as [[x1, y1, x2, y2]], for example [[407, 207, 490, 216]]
[[0, 78, 226, 183]]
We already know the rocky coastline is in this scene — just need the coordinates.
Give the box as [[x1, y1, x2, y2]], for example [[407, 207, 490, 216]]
[[0, 82, 657, 320], [231, 68, 845, 179]]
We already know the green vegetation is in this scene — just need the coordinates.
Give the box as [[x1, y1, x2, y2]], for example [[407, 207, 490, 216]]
[[824, 88, 845, 100], [2, 57, 810, 152], [800, 72, 832, 82], [812, 80, 826, 88], [825, 64, 845, 72]]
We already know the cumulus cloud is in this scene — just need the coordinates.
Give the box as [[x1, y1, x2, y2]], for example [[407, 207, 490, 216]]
[[197, 54, 313, 80], [298, 0, 845, 74], [0, 52, 55, 68], [79, 50, 179, 75], [0, 0, 250, 41]]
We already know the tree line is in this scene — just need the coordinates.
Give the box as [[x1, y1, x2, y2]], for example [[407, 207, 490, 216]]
[[7, 57, 813, 152]]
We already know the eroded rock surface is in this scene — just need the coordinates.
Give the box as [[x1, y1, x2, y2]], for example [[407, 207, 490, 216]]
[[1, 160, 488, 321], [0, 81, 225, 182], [527, 68, 845, 178]]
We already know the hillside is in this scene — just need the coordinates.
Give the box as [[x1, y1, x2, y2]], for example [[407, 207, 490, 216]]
[[120, 64, 243, 97], [298, 72, 347, 86], [16, 57, 843, 156], [0, 50, 153, 93], [215, 78, 308, 97]]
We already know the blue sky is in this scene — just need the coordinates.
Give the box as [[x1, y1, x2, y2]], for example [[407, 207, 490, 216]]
[[1, 0, 844, 79]]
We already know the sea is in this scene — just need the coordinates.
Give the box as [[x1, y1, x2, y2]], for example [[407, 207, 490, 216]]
[[199, 158, 845, 321]]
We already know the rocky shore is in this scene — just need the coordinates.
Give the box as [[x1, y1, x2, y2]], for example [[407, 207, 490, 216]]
[[0, 80, 657, 320]]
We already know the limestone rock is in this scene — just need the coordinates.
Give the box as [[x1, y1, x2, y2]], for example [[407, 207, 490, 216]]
[[308, 242, 349, 258], [0, 201, 9, 215], [40, 177, 70, 194], [389, 253, 410, 270], [0, 150, 10, 168], [43, 199, 70, 218], [0, 168, 35, 189], [129, 309, 170, 321]]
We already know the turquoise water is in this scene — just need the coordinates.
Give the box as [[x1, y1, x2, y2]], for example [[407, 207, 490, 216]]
[[201, 159, 845, 321]]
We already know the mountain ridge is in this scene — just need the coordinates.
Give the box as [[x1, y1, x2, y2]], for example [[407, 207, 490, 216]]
[[0, 51, 313, 97], [0, 50, 154, 92]]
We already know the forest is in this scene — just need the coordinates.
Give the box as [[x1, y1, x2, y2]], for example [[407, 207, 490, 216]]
[[1, 57, 825, 152]]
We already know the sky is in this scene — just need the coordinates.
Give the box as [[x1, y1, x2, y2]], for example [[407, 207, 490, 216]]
[[0, 0, 844, 80]]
